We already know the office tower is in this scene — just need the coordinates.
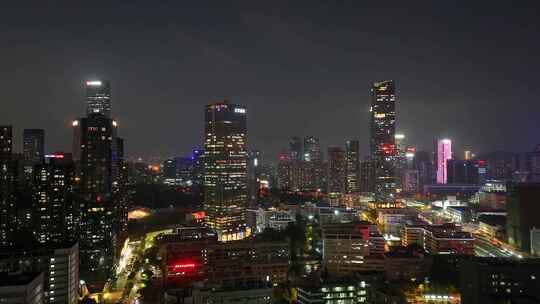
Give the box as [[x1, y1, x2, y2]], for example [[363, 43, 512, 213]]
[[507, 183, 540, 252], [0, 242, 79, 304], [415, 150, 434, 190], [477, 151, 515, 181], [112, 136, 128, 236], [203, 101, 249, 241], [247, 150, 261, 205], [359, 156, 375, 193], [370, 80, 397, 201], [289, 136, 302, 161], [85, 80, 111, 118], [436, 139, 452, 184], [403, 170, 419, 193], [345, 140, 359, 193], [33, 153, 76, 244], [327, 146, 346, 195], [303, 136, 323, 190], [23, 129, 45, 166], [76, 113, 116, 276], [446, 159, 486, 185], [277, 152, 293, 190], [0, 126, 14, 246], [190, 148, 205, 186]]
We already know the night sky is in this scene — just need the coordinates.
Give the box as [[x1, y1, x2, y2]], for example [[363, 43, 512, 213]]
[[1, 1, 539, 162]]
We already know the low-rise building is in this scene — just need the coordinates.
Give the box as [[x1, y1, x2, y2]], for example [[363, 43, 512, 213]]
[[296, 273, 382, 304], [161, 236, 289, 288], [384, 245, 430, 281], [322, 222, 385, 275], [403, 223, 474, 255]]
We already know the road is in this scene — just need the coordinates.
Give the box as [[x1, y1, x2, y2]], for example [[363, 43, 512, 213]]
[[103, 229, 171, 304], [474, 235, 523, 259]]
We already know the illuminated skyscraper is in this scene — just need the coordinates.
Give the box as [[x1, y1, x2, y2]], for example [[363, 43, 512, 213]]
[[247, 150, 261, 205], [303, 136, 323, 190], [75, 114, 117, 276], [33, 153, 76, 244], [436, 139, 452, 184], [85, 80, 111, 118], [23, 129, 45, 166], [203, 100, 249, 241], [370, 80, 397, 201], [345, 140, 360, 193]]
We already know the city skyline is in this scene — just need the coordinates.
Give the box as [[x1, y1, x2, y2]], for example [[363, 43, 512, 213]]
[[1, 2, 540, 159]]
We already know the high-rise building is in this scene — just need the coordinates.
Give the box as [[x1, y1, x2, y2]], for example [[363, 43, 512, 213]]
[[507, 183, 540, 253], [303, 136, 323, 190], [447, 159, 486, 185], [327, 147, 346, 195], [359, 156, 374, 193], [85, 80, 111, 118], [415, 150, 434, 190], [370, 80, 397, 201], [0, 126, 15, 246], [33, 153, 76, 244], [345, 140, 359, 193], [436, 139, 452, 184], [0, 242, 79, 304], [247, 150, 261, 205], [289, 136, 302, 161], [23, 129, 45, 166], [75, 113, 117, 276], [203, 101, 249, 241]]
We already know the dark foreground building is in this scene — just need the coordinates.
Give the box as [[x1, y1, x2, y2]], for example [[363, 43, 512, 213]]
[[459, 257, 540, 304]]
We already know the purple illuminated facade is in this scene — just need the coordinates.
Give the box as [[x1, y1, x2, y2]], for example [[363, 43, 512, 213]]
[[436, 139, 452, 184]]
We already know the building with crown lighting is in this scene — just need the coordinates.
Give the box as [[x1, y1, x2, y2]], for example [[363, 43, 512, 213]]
[[370, 80, 397, 201], [203, 101, 250, 241]]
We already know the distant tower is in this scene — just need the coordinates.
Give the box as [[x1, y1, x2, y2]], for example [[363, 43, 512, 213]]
[[23, 129, 45, 166], [203, 100, 249, 241], [345, 140, 360, 193], [370, 80, 397, 201], [303, 136, 323, 190], [85, 80, 111, 118], [327, 146, 346, 195], [0, 125, 14, 246], [289, 137, 302, 161], [436, 139, 452, 184]]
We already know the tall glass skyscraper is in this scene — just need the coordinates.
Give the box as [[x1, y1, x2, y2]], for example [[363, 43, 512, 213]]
[[203, 100, 249, 241], [436, 139, 452, 184], [370, 80, 397, 201], [303, 136, 323, 190], [85, 80, 111, 118]]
